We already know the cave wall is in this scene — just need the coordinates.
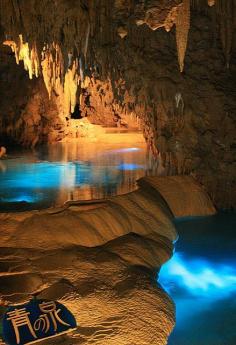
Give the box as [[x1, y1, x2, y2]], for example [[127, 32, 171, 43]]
[[0, 43, 68, 146], [0, 0, 235, 208]]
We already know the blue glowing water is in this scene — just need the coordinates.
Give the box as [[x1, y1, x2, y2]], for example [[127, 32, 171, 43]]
[[0, 135, 157, 211], [158, 213, 236, 345]]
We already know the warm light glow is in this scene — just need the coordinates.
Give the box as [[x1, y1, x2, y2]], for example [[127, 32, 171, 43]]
[[64, 60, 79, 115], [3, 36, 79, 115], [3, 35, 40, 79], [208, 0, 215, 6], [41, 42, 64, 99], [0, 133, 154, 208]]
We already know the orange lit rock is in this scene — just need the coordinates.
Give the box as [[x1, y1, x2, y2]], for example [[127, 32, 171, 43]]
[[0, 176, 217, 343], [0, 146, 6, 158], [208, 0, 215, 6], [4, 35, 40, 79], [64, 60, 79, 116]]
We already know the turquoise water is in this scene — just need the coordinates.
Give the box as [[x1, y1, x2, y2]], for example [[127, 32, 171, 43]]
[[159, 213, 236, 345], [1, 138, 235, 345], [0, 135, 157, 211]]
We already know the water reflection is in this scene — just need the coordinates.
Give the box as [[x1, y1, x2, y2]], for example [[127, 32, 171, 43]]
[[0, 133, 162, 211], [158, 214, 236, 345]]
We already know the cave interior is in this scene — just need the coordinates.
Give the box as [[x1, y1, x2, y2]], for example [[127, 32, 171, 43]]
[[0, 1, 236, 345]]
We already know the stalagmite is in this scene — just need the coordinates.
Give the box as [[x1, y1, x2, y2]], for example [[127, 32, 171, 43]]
[[175, 0, 190, 72]]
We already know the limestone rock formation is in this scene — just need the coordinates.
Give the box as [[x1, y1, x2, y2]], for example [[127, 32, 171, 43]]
[[0, 176, 215, 344], [138, 175, 216, 217]]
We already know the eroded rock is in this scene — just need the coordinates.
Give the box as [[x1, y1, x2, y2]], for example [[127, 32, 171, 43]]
[[0, 176, 216, 344]]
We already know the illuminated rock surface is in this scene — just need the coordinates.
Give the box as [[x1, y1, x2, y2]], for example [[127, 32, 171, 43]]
[[0, 0, 235, 208], [138, 176, 216, 217], [0, 1, 234, 343], [0, 176, 215, 344]]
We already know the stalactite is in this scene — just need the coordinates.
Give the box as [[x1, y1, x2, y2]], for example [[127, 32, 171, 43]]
[[31, 43, 40, 78], [79, 53, 85, 83], [64, 59, 79, 115], [175, 0, 190, 72], [41, 43, 65, 99], [41, 43, 79, 115], [3, 32, 80, 116], [3, 35, 40, 79], [41, 46, 54, 97], [18, 35, 33, 78], [3, 39, 19, 62], [84, 22, 90, 60]]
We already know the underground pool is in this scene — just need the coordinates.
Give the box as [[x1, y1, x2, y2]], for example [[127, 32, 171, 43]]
[[158, 212, 236, 345], [0, 132, 159, 211]]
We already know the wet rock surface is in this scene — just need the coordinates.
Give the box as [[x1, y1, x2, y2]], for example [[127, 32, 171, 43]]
[[0, 176, 215, 344]]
